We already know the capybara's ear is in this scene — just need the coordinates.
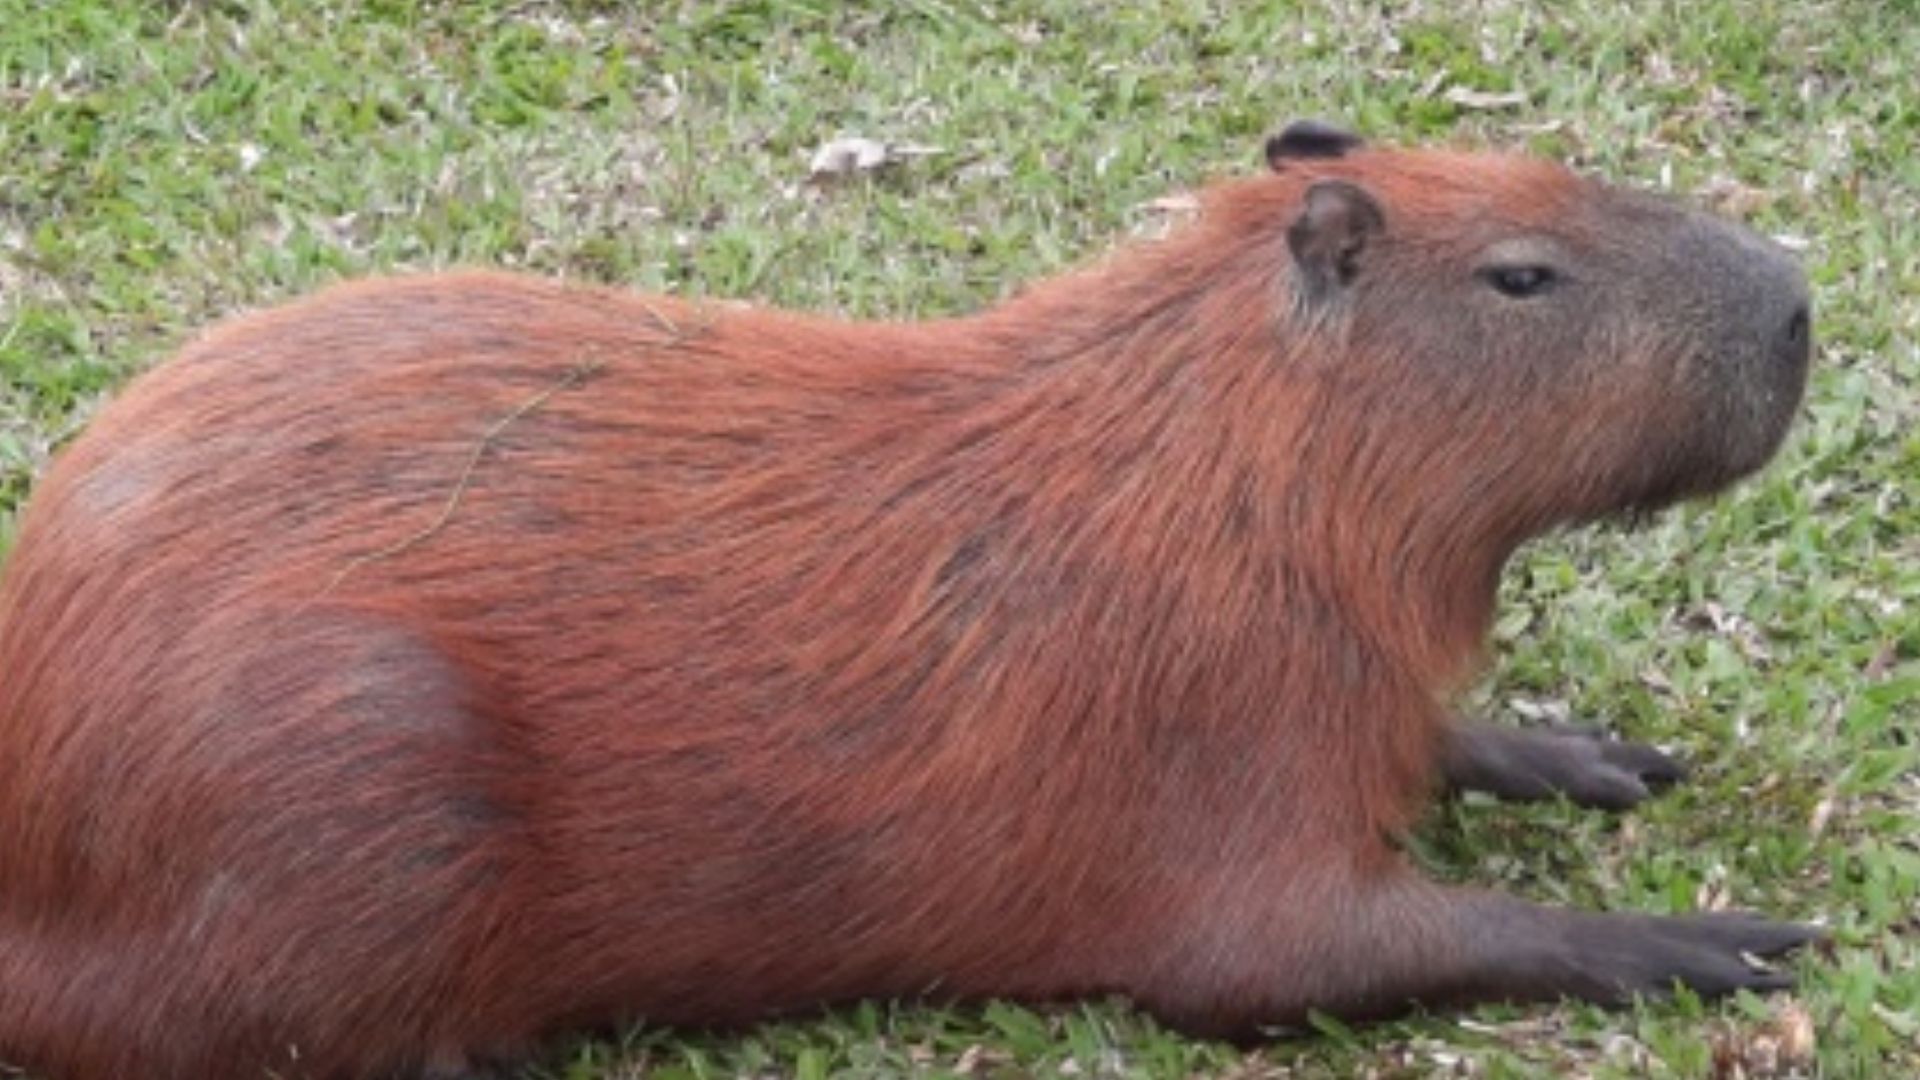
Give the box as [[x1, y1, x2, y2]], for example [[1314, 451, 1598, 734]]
[[1286, 179, 1384, 302], [1265, 120, 1363, 169]]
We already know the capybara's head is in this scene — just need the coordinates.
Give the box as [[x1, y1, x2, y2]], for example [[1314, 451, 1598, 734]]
[[1254, 121, 1812, 531]]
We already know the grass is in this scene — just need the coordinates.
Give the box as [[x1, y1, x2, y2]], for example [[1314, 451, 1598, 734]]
[[1, 0, 1915, 1076]]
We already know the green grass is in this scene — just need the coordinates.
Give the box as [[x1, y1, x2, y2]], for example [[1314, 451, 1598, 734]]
[[2, 0, 1916, 1076]]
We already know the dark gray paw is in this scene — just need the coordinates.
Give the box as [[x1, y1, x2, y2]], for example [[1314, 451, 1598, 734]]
[[1445, 722, 1688, 811], [1561, 911, 1823, 1002]]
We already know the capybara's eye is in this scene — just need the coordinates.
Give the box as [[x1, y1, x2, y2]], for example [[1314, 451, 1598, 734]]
[[1482, 265, 1559, 299]]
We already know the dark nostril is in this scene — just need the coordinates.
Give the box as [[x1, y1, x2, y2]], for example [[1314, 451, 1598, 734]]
[[1785, 304, 1810, 353]]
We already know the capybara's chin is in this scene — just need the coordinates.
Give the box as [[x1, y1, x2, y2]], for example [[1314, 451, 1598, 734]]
[[0, 122, 1815, 1080]]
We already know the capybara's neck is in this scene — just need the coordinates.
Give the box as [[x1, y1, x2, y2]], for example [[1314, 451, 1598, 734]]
[[952, 201, 1520, 691]]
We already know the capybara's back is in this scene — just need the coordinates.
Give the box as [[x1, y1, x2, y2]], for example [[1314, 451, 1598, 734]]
[[0, 126, 1815, 1079]]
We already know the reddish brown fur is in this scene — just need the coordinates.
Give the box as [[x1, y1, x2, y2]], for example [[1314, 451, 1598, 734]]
[[0, 136, 1812, 1079]]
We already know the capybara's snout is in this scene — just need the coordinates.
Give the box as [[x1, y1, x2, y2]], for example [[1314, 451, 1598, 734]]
[[1684, 213, 1814, 478], [1722, 217, 1814, 381]]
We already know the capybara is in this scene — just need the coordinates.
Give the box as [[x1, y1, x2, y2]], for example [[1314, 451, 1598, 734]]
[[0, 122, 1817, 1079]]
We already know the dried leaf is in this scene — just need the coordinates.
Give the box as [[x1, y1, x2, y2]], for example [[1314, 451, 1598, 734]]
[[809, 136, 890, 178], [1141, 192, 1201, 215], [807, 136, 942, 180], [1444, 86, 1530, 110], [1771, 1002, 1816, 1066], [1808, 792, 1836, 837], [1135, 191, 1203, 238], [1711, 1001, 1817, 1078]]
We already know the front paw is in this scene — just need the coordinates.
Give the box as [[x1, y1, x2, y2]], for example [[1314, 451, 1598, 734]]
[[1560, 911, 1824, 1002], [1530, 724, 1688, 810], [1445, 721, 1688, 810]]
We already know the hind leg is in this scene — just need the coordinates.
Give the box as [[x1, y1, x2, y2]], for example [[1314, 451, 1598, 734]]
[[0, 605, 534, 1080], [0, 920, 525, 1080], [0, 922, 193, 1080]]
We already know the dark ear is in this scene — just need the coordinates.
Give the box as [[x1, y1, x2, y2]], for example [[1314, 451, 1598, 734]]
[[1265, 120, 1364, 169], [1287, 180, 1385, 303]]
